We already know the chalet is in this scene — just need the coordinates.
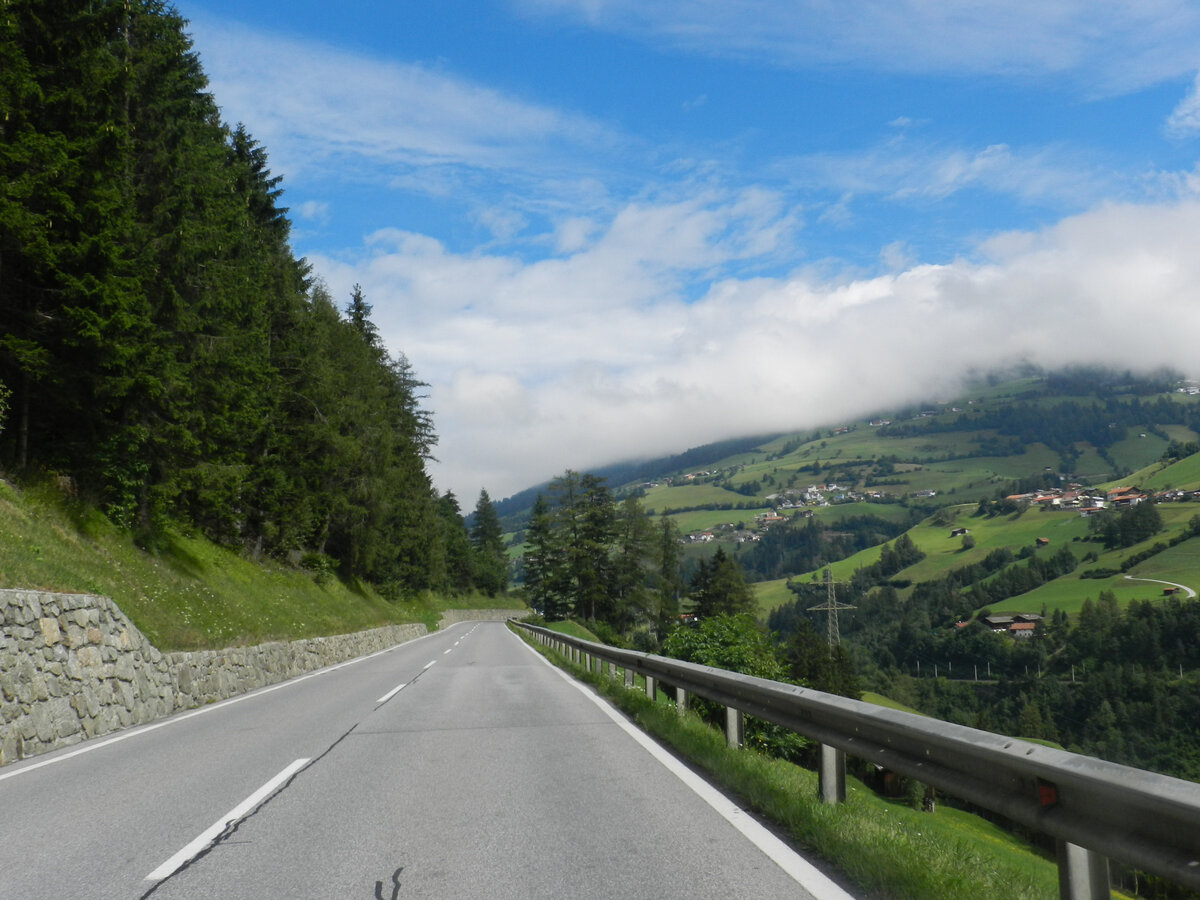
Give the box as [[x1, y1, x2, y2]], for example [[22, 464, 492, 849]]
[[950, 528, 970, 537], [984, 615, 1014, 632], [1009, 622, 1036, 639], [1035, 537, 1049, 546], [1157, 490, 1188, 502], [1108, 492, 1145, 507]]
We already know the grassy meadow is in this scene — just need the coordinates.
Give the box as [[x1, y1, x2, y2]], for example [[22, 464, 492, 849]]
[[0, 476, 522, 650]]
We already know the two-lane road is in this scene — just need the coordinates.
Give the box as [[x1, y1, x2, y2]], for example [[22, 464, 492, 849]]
[[0, 622, 851, 899]]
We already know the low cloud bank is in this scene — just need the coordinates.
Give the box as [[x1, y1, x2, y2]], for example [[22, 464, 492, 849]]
[[314, 199, 1200, 500]]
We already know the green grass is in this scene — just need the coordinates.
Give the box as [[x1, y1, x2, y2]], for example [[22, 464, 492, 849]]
[[861, 691, 926, 715], [987, 510, 1200, 617], [1127, 536, 1200, 587], [798, 504, 1092, 589], [779, 500, 1200, 621], [1136, 454, 1200, 492], [809, 502, 914, 524], [0, 476, 524, 650], [516, 625, 1068, 900], [754, 577, 795, 618], [1108, 430, 1171, 473], [642, 481, 753, 511], [660, 508, 769, 534], [544, 619, 601, 642]]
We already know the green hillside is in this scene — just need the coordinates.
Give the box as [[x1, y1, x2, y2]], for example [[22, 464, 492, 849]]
[[0, 477, 522, 650], [583, 373, 1200, 600]]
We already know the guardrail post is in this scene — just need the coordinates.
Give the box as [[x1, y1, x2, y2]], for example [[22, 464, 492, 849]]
[[645, 675, 656, 700], [609, 661, 617, 679], [624, 668, 633, 688], [675, 686, 688, 711], [1056, 841, 1110, 900], [725, 707, 743, 748], [818, 743, 846, 804]]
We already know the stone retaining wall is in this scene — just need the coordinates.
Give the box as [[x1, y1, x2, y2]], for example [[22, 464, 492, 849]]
[[437, 608, 526, 626], [0, 589, 431, 767]]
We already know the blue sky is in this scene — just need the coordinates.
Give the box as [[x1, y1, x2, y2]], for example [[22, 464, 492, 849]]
[[181, 1, 1200, 500]]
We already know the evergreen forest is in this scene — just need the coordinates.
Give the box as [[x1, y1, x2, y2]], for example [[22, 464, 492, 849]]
[[0, 1, 507, 598]]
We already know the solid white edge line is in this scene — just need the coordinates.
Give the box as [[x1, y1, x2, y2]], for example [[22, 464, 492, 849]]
[[145, 757, 310, 882], [512, 630, 855, 900], [0, 622, 472, 784]]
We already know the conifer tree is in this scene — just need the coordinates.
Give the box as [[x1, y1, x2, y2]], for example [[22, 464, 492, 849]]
[[689, 546, 755, 618], [524, 494, 568, 619], [437, 491, 475, 594], [470, 489, 508, 596]]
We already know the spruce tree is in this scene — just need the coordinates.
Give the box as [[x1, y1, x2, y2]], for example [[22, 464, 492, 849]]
[[525, 494, 568, 619], [470, 489, 508, 596]]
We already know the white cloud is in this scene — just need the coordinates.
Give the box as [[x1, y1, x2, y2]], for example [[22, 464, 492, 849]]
[[518, 0, 1200, 95], [879, 241, 914, 271], [295, 200, 330, 222], [780, 138, 1115, 210], [184, 17, 620, 183], [313, 196, 1200, 500], [1166, 72, 1200, 138]]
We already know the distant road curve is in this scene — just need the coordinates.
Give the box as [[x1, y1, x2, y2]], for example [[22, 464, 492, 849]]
[[1123, 575, 1197, 599]]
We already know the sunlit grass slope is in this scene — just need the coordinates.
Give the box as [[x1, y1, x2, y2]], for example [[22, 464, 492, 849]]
[[0, 477, 521, 650]]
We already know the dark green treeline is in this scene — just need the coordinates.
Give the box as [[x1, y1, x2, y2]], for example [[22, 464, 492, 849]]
[[0, 0, 498, 597]]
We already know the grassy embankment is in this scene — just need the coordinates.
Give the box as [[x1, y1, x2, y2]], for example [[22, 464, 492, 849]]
[[0, 476, 523, 651], [519, 622, 1124, 900]]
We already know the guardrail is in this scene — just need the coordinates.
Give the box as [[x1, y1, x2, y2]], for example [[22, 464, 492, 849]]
[[514, 621, 1200, 900]]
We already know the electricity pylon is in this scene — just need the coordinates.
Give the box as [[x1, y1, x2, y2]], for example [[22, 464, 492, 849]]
[[807, 565, 855, 649]]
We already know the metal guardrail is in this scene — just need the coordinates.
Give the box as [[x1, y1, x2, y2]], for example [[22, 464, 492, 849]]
[[514, 621, 1200, 900]]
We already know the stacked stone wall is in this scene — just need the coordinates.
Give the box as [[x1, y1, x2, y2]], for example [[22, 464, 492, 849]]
[[437, 608, 526, 626], [0, 589, 427, 766]]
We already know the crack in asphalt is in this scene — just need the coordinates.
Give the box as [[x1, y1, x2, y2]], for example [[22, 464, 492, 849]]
[[374, 865, 404, 899], [137, 724, 360, 898]]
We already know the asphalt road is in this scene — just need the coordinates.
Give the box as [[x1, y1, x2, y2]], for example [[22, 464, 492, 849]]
[[0, 621, 852, 899]]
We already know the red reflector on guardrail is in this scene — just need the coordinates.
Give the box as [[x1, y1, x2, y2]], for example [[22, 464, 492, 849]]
[[1038, 779, 1058, 807]]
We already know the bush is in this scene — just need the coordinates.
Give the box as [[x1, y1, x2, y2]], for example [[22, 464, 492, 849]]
[[661, 614, 809, 761], [300, 551, 338, 584]]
